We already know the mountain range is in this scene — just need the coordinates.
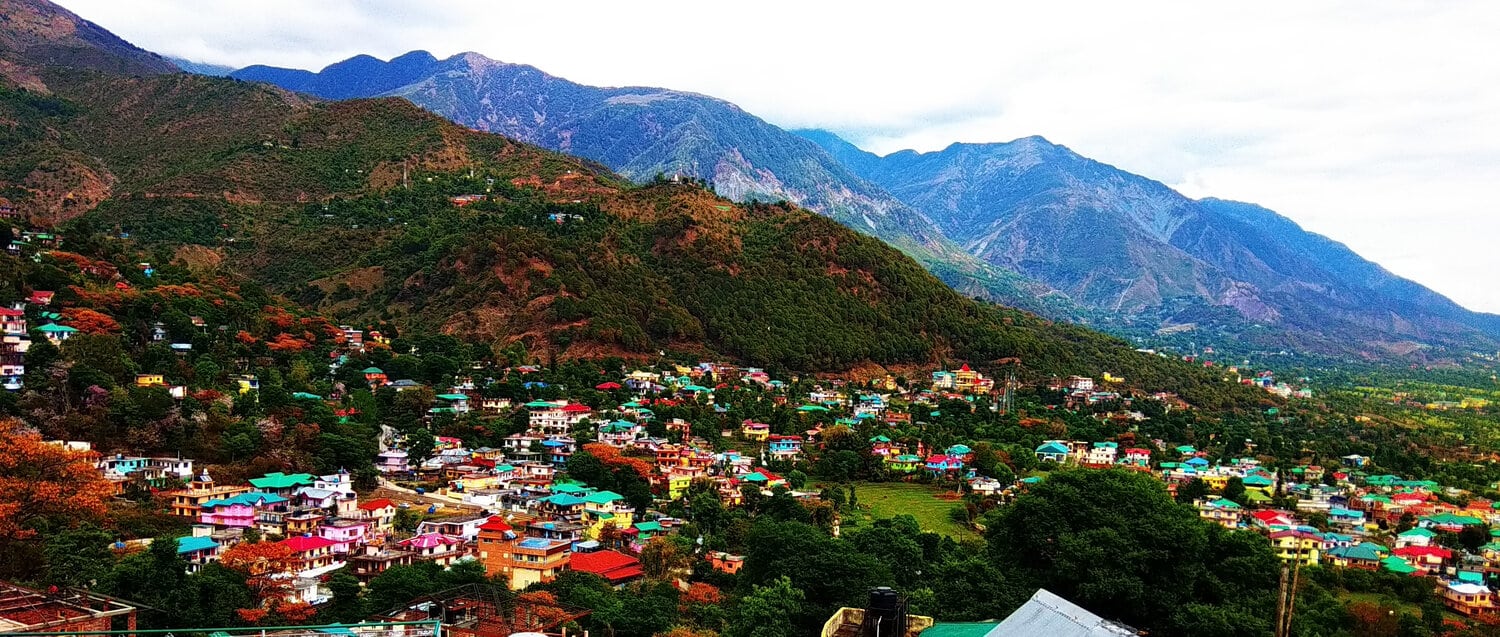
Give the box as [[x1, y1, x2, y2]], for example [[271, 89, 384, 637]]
[[222, 50, 1500, 358], [0, 0, 1269, 410]]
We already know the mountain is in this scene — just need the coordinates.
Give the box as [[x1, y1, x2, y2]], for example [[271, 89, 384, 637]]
[[0, 52, 1261, 408], [166, 55, 234, 76], [225, 52, 1076, 317], [0, 0, 175, 91], [798, 130, 1500, 354]]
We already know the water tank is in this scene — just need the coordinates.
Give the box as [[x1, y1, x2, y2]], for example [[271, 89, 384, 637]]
[[869, 587, 899, 619]]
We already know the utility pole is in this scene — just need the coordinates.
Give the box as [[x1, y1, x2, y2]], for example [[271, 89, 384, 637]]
[[1274, 562, 1289, 637], [1282, 558, 1302, 637]]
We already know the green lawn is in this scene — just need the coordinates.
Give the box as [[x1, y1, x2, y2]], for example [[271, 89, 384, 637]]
[[826, 481, 979, 541]]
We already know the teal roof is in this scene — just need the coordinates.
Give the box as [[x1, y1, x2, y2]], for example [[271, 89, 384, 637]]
[[918, 622, 1001, 637], [682, 385, 710, 392], [583, 491, 624, 504], [1329, 543, 1383, 561], [544, 494, 587, 506], [634, 521, 662, 533], [249, 472, 315, 489], [948, 444, 973, 454], [435, 393, 469, 401], [1382, 556, 1419, 574], [36, 323, 77, 333], [1035, 442, 1069, 454], [361, 367, 384, 374], [1399, 527, 1437, 538], [797, 405, 830, 413], [177, 535, 220, 554], [202, 492, 287, 508], [1243, 475, 1275, 487], [525, 400, 557, 408], [292, 392, 323, 400]]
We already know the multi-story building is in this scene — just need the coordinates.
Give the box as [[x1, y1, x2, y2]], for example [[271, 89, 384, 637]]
[[165, 471, 250, 518]]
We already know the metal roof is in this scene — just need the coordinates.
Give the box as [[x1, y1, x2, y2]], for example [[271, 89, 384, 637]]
[[985, 589, 1137, 637]]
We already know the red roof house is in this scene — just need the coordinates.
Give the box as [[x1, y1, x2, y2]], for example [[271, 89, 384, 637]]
[[569, 549, 643, 585]]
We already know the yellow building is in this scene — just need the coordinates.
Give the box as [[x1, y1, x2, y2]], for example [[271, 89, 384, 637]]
[[135, 374, 165, 387], [742, 421, 771, 442], [668, 474, 694, 500], [1270, 530, 1322, 566], [1197, 498, 1242, 529], [581, 491, 635, 540]]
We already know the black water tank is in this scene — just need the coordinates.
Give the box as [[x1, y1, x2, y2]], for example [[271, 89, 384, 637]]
[[868, 587, 899, 620]]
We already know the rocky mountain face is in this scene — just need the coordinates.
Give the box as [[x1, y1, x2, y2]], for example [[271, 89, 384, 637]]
[[227, 52, 1076, 317], [0, 0, 176, 91], [798, 130, 1500, 352]]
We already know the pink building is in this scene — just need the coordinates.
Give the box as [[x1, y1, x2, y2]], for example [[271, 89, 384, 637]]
[[318, 520, 368, 554], [397, 533, 467, 567], [198, 492, 288, 528]]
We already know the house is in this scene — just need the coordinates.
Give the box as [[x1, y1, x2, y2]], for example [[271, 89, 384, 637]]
[[349, 545, 416, 583], [376, 449, 409, 474], [1328, 507, 1367, 530], [925, 455, 964, 477], [418, 514, 489, 541], [883, 453, 921, 474], [741, 421, 771, 442], [433, 393, 472, 415], [598, 421, 643, 447], [1392, 545, 1453, 574], [1034, 441, 1072, 465], [165, 471, 251, 518], [1119, 447, 1152, 468], [1442, 581, 1498, 617], [767, 435, 803, 461], [569, 548, 643, 587], [1396, 527, 1437, 548], [198, 492, 288, 528], [1085, 442, 1119, 466], [1269, 529, 1323, 565], [279, 535, 345, 578], [249, 472, 316, 497], [480, 518, 573, 590], [1325, 543, 1386, 570], [356, 498, 398, 533], [176, 530, 221, 573], [362, 367, 388, 386], [36, 323, 77, 343], [527, 401, 593, 435], [1197, 498, 1243, 529], [318, 520, 368, 554], [707, 551, 745, 574], [397, 533, 468, 567]]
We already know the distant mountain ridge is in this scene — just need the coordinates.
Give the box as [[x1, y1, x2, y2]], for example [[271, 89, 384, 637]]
[[228, 51, 1077, 317], [0, 0, 176, 91], [798, 130, 1500, 352]]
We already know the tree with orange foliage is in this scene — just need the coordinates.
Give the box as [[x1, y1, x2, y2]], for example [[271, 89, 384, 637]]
[[267, 333, 311, 352], [62, 308, 121, 334], [0, 418, 113, 542], [219, 540, 315, 624], [517, 590, 576, 631]]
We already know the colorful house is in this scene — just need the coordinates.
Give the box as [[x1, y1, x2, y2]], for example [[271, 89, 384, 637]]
[[1197, 498, 1243, 529], [1326, 543, 1385, 570], [198, 492, 288, 528], [886, 454, 922, 474], [925, 455, 964, 477], [1035, 441, 1070, 464], [741, 421, 771, 442], [1442, 581, 1498, 617], [1391, 545, 1452, 574], [1269, 529, 1323, 565], [767, 435, 803, 461]]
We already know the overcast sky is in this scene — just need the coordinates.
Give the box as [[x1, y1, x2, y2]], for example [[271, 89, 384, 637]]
[[55, 0, 1500, 314]]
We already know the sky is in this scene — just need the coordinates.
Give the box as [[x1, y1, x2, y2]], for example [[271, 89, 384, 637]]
[[55, 0, 1500, 313]]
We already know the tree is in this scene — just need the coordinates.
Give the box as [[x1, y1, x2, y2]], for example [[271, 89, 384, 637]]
[[1222, 477, 1247, 505], [786, 470, 808, 490], [42, 525, 116, 588], [725, 576, 804, 637], [985, 469, 1278, 636], [641, 536, 691, 580], [406, 428, 436, 466], [1175, 477, 1209, 504], [0, 419, 115, 543], [741, 520, 891, 630], [220, 540, 315, 624], [320, 572, 367, 623]]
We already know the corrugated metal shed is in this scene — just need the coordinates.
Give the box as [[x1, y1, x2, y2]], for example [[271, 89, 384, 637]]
[[984, 589, 1137, 636]]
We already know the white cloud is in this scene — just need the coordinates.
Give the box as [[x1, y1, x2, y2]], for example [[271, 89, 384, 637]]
[[54, 0, 1500, 313]]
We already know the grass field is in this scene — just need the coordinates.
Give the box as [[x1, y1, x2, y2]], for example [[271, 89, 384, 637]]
[[825, 481, 979, 541]]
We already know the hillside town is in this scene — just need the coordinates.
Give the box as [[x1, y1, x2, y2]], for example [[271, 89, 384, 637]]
[[18, 314, 1493, 627]]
